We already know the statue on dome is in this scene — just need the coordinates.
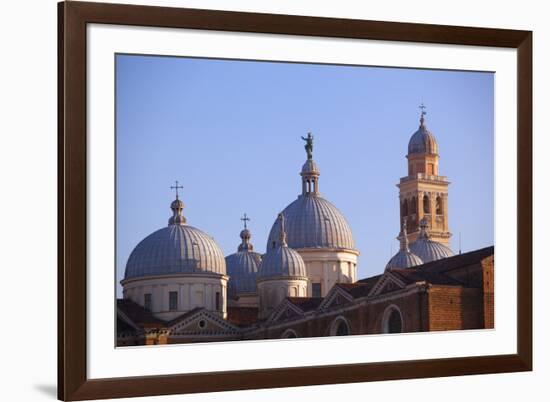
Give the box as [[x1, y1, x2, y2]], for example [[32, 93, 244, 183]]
[[301, 132, 314, 160]]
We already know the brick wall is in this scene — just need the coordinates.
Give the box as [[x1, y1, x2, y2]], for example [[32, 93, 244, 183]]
[[428, 286, 482, 331]]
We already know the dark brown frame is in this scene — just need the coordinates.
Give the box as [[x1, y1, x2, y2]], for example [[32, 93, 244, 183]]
[[58, 1, 532, 400]]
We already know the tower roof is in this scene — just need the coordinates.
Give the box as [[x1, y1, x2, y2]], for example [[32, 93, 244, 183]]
[[408, 104, 438, 155]]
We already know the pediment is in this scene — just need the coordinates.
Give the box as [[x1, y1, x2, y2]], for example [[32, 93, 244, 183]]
[[318, 286, 354, 311], [368, 273, 406, 297], [267, 300, 305, 323], [169, 309, 240, 335]]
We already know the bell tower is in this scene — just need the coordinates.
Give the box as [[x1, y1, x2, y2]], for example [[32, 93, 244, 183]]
[[397, 105, 451, 245]]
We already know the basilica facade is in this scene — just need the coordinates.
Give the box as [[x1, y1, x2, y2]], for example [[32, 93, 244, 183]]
[[117, 108, 494, 346]]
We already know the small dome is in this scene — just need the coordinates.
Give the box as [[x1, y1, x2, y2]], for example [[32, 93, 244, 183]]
[[386, 218, 423, 270], [226, 251, 261, 296], [301, 159, 319, 175], [259, 214, 307, 279], [266, 195, 355, 250], [408, 111, 438, 155], [226, 219, 262, 296], [386, 250, 423, 270], [124, 224, 226, 279], [410, 218, 454, 263]]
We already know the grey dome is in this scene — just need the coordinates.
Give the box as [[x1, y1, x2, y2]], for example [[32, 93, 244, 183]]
[[266, 195, 355, 250], [386, 250, 423, 270], [409, 238, 454, 263], [408, 113, 438, 155], [125, 225, 226, 279], [226, 222, 261, 296], [124, 198, 225, 280], [258, 245, 307, 279], [259, 214, 307, 279], [386, 219, 423, 270], [226, 251, 261, 296], [409, 218, 454, 263]]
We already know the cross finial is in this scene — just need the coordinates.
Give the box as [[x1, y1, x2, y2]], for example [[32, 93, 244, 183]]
[[170, 180, 183, 200], [419, 102, 427, 115], [240, 213, 251, 229], [419, 102, 427, 126]]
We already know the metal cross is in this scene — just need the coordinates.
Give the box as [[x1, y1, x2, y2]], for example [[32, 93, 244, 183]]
[[419, 102, 427, 116], [170, 180, 183, 199], [241, 213, 251, 229]]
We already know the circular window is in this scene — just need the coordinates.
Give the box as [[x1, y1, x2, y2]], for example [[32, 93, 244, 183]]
[[198, 319, 207, 329]]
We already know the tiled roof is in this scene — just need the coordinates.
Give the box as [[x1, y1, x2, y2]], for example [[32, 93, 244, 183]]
[[227, 306, 259, 327], [286, 297, 324, 311], [336, 282, 375, 299], [388, 268, 463, 286], [419, 246, 494, 274], [117, 299, 165, 328]]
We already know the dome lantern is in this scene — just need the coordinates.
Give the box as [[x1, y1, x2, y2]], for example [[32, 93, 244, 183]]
[[300, 132, 320, 195], [168, 180, 186, 225], [238, 213, 254, 252]]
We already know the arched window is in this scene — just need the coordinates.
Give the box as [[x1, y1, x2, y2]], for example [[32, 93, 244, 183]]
[[381, 305, 403, 334], [281, 329, 298, 338], [423, 195, 430, 213], [388, 310, 402, 333], [436, 196, 443, 215], [411, 196, 417, 215], [329, 316, 351, 336], [402, 199, 409, 217]]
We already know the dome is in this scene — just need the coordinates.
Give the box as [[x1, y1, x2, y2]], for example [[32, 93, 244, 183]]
[[266, 195, 355, 250], [226, 251, 261, 296], [124, 197, 226, 280], [408, 110, 438, 155], [386, 250, 423, 270], [409, 218, 454, 263], [225, 218, 262, 296], [386, 219, 423, 270], [259, 214, 307, 279], [301, 159, 319, 175]]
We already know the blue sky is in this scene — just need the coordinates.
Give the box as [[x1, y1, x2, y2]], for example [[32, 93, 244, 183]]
[[116, 54, 494, 296]]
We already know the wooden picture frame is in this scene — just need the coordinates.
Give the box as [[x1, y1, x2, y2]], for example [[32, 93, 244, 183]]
[[58, 1, 532, 400]]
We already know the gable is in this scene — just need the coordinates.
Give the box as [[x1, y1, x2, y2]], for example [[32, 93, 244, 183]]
[[318, 286, 354, 311], [267, 301, 305, 324], [169, 309, 240, 336], [368, 272, 406, 297]]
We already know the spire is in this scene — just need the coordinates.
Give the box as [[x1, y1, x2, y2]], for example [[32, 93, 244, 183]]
[[399, 218, 410, 251], [238, 213, 254, 252], [419, 102, 427, 127], [278, 213, 287, 247], [168, 181, 186, 225]]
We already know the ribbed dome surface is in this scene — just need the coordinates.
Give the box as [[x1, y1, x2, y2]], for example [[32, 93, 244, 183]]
[[386, 250, 423, 270], [266, 195, 355, 250], [408, 124, 438, 155], [124, 224, 226, 279], [409, 238, 454, 263], [258, 246, 307, 279], [226, 251, 261, 296]]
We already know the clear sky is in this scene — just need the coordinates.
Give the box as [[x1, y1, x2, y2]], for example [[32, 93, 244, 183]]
[[116, 54, 494, 296]]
